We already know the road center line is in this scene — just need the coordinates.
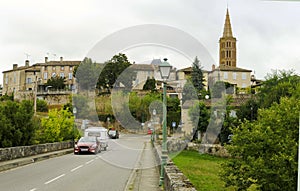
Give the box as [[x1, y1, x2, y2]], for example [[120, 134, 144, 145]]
[[29, 188, 37, 191], [71, 165, 83, 172], [44, 174, 65, 185], [86, 159, 94, 164]]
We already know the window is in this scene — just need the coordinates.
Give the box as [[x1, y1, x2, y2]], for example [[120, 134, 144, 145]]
[[242, 83, 247, 88], [233, 72, 237, 80], [223, 72, 228, 79], [68, 73, 73, 80], [44, 72, 48, 80], [5, 76, 8, 84], [60, 73, 65, 78], [52, 73, 56, 78], [52, 66, 56, 70], [44, 66, 48, 71], [242, 73, 247, 80], [26, 78, 32, 84], [61, 66, 64, 71], [70, 66, 73, 71]]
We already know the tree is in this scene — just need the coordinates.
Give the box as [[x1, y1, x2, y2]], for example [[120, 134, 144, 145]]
[[221, 97, 300, 190], [258, 70, 300, 108], [0, 100, 35, 147], [189, 101, 210, 136], [45, 76, 66, 90], [37, 108, 79, 143], [97, 53, 132, 93], [74, 57, 103, 91], [143, 77, 156, 91], [182, 80, 198, 104], [191, 56, 205, 93]]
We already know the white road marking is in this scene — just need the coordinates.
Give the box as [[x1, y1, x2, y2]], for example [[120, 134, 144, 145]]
[[29, 188, 37, 191], [86, 159, 94, 164], [70, 165, 83, 172], [44, 174, 65, 185]]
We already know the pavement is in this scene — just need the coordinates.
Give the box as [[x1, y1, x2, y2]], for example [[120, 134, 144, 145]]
[[125, 141, 162, 191], [0, 141, 162, 191]]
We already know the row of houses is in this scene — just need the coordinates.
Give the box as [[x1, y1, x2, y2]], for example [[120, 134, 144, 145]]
[[1, 8, 261, 105]]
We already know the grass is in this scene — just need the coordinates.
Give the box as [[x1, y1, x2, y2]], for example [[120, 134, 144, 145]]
[[171, 150, 235, 191]]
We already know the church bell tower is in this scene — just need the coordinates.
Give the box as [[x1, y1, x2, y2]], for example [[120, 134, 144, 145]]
[[219, 8, 237, 67]]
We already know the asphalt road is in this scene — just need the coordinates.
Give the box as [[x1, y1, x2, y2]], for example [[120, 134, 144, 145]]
[[0, 134, 150, 191]]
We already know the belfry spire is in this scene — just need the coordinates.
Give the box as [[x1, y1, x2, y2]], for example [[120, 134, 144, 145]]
[[223, 8, 233, 37], [219, 8, 237, 67]]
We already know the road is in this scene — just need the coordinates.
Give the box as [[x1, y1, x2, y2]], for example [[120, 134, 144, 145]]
[[0, 134, 151, 191]]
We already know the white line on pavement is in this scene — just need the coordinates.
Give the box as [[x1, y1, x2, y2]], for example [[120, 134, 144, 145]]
[[85, 159, 94, 164], [44, 174, 65, 185], [29, 188, 37, 191], [71, 165, 83, 172]]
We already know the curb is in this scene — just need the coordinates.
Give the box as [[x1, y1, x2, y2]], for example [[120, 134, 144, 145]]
[[0, 148, 73, 172]]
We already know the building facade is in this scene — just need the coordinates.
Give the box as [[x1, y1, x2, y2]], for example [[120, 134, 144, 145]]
[[2, 57, 80, 102]]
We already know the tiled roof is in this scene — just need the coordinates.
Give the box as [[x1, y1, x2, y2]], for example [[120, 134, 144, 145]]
[[37, 61, 81, 66], [178, 66, 209, 73], [130, 64, 154, 71], [216, 65, 252, 72]]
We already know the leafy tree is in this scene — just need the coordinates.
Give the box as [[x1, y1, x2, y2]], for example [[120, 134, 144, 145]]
[[0, 100, 35, 147], [191, 56, 205, 93], [143, 77, 156, 91], [37, 99, 48, 112], [74, 57, 103, 91], [37, 108, 79, 143], [258, 70, 300, 108], [45, 76, 66, 90], [237, 98, 259, 121], [221, 97, 300, 190], [97, 53, 132, 93], [189, 100, 210, 136]]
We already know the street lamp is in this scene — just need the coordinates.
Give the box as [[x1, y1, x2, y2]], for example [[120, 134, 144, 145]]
[[159, 58, 172, 186], [73, 107, 77, 144]]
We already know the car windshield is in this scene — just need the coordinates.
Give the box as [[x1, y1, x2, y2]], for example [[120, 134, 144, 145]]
[[78, 137, 96, 143], [108, 130, 116, 135]]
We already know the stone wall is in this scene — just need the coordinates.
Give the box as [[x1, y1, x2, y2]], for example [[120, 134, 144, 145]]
[[0, 141, 73, 161], [153, 142, 197, 191], [191, 143, 230, 158]]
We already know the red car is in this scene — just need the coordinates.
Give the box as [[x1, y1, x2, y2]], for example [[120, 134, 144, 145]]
[[74, 136, 101, 154]]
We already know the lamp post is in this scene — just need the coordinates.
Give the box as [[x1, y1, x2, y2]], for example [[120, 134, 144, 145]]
[[158, 58, 172, 186], [72, 107, 77, 144]]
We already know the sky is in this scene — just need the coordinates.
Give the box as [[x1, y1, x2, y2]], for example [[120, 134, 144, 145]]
[[1, 0, 300, 84]]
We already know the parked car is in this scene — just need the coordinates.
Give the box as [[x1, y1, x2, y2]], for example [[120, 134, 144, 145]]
[[74, 136, 101, 154], [108, 129, 119, 139], [84, 127, 108, 151]]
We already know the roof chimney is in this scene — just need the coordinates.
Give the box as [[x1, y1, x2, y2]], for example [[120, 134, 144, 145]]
[[60, 56, 63, 62], [25, 60, 30, 67], [45, 57, 48, 63], [13, 64, 18, 70]]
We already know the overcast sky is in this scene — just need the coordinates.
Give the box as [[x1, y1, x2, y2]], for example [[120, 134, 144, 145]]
[[1, 0, 300, 83]]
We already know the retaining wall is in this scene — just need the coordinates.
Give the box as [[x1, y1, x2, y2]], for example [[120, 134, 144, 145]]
[[0, 141, 73, 161]]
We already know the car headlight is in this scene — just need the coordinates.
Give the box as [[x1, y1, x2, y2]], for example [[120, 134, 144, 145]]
[[91, 144, 97, 148], [74, 144, 78, 149]]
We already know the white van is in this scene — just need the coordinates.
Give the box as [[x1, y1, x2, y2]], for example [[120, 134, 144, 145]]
[[84, 127, 108, 151]]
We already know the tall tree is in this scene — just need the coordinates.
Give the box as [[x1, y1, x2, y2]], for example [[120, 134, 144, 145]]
[[143, 77, 156, 91], [97, 53, 133, 93], [74, 57, 103, 91], [191, 56, 205, 93]]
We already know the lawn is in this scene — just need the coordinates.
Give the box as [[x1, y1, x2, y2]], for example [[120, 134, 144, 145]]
[[171, 150, 235, 191]]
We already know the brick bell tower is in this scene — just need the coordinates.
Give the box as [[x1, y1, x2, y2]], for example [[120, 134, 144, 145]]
[[219, 8, 237, 67]]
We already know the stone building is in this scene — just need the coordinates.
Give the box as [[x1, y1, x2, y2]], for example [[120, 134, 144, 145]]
[[2, 57, 80, 103], [208, 8, 252, 91]]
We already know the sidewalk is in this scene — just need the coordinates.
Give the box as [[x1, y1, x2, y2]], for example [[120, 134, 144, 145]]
[[0, 148, 73, 172], [126, 141, 162, 191]]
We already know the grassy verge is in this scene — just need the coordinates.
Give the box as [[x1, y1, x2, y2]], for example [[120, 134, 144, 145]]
[[171, 150, 235, 191]]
